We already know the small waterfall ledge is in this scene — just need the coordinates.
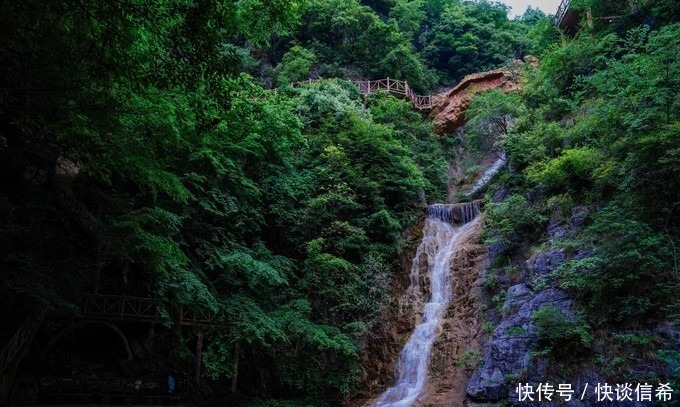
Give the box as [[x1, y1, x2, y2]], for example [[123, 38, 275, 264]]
[[375, 204, 481, 407], [427, 200, 484, 225]]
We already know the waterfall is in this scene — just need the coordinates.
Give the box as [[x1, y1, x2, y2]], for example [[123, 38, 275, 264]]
[[375, 206, 478, 407], [427, 201, 483, 225], [465, 153, 506, 196]]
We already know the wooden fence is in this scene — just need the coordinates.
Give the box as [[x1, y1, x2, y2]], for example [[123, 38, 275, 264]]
[[292, 78, 434, 110], [82, 293, 222, 327]]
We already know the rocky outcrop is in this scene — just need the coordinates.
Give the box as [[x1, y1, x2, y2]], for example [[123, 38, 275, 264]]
[[467, 288, 574, 401], [466, 204, 604, 405], [429, 65, 523, 134]]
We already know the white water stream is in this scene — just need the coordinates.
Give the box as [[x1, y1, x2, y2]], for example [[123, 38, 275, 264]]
[[375, 212, 474, 407], [465, 153, 506, 196]]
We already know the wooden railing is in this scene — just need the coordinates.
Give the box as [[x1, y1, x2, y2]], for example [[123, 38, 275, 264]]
[[0, 304, 49, 375], [178, 306, 220, 327], [292, 78, 435, 110], [81, 293, 222, 327], [82, 294, 159, 323], [554, 0, 571, 26]]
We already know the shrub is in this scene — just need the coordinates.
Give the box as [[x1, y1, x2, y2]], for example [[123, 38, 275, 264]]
[[532, 305, 593, 363], [484, 194, 546, 251]]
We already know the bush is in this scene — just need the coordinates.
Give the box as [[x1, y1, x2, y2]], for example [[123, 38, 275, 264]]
[[526, 147, 601, 192], [484, 194, 546, 251], [532, 305, 593, 363]]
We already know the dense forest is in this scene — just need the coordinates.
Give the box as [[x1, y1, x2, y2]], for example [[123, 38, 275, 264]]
[[0, 0, 678, 406]]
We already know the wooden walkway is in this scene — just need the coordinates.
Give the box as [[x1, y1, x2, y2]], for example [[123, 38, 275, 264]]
[[292, 78, 435, 110], [0, 295, 223, 376], [81, 294, 221, 327], [14, 375, 183, 405]]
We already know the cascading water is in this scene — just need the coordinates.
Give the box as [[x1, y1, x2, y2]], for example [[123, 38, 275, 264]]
[[376, 204, 479, 407], [465, 153, 506, 196]]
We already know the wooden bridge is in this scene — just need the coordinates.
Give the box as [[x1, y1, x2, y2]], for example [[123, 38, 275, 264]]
[[81, 293, 222, 327], [0, 294, 223, 377], [13, 375, 182, 405], [292, 78, 436, 110]]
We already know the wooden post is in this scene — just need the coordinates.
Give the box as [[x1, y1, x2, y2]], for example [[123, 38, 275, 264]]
[[0, 366, 16, 405], [386, 77, 390, 93], [147, 322, 155, 339], [230, 342, 239, 393], [194, 331, 204, 382], [586, 6, 593, 27]]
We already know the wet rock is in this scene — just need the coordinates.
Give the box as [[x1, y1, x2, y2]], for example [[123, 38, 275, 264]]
[[467, 364, 506, 400], [569, 206, 590, 229], [526, 249, 566, 289], [492, 185, 509, 203], [524, 187, 544, 204], [501, 284, 532, 317], [467, 289, 573, 401], [486, 242, 508, 267], [547, 218, 567, 240]]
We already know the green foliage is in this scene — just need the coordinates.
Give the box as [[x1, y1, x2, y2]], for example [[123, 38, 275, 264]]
[[377, 43, 434, 91], [454, 349, 483, 369], [555, 199, 677, 323], [466, 89, 524, 151], [491, 20, 679, 335], [263, 0, 540, 91], [469, 6, 680, 396], [522, 12, 559, 58], [422, 0, 528, 82], [492, 291, 506, 314], [391, 0, 426, 40], [366, 91, 448, 201], [275, 46, 317, 86], [484, 194, 547, 250], [0, 0, 456, 404], [504, 326, 528, 337], [532, 305, 593, 363], [526, 147, 601, 191]]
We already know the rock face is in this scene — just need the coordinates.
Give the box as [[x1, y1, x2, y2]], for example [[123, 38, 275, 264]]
[[466, 204, 608, 406], [467, 288, 574, 401], [429, 67, 521, 134]]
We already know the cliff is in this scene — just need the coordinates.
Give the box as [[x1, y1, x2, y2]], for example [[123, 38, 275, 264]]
[[429, 59, 536, 134]]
